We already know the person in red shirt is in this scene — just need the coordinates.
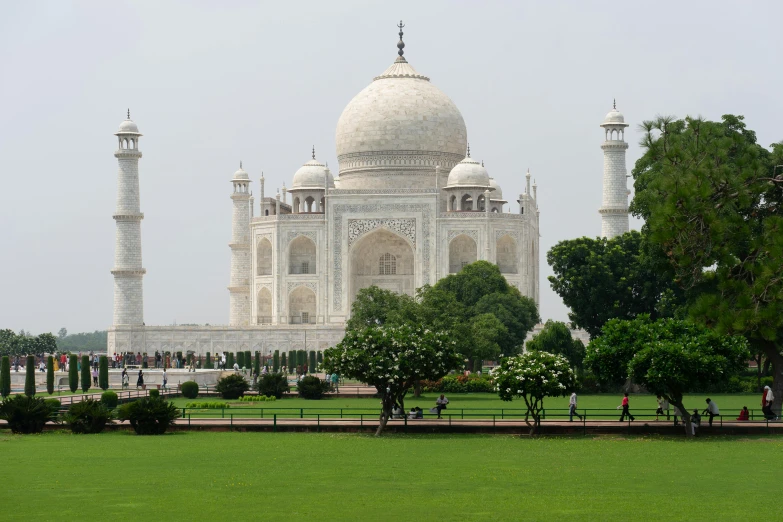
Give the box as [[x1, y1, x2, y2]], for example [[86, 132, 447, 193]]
[[736, 406, 749, 421], [619, 392, 635, 422]]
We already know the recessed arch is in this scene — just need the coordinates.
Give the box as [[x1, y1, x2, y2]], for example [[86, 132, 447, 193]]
[[449, 234, 477, 273], [349, 228, 414, 307], [289, 235, 316, 274], [289, 286, 316, 324], [256, 238, 273, 276], [496, 234, 518, 274], [461, 194, 473, 211], [257, 287, 272, 324]]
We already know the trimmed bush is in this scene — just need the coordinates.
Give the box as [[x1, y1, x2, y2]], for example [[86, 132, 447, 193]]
[[62, 399, 113, 434], [101, 391, 119, 409], [422, 375, 495, 393], [181, 381, 199, 399], [254, 351, 261, 376], [205, 352, 213, 369], [46, 356, 54, 395], [297, 350, 306, 371], [308, 351, 316, 374], [256, 373, 290, 399], [24, 355, 36, 397], [44, 398, 61, 412], [117, 397, 180, 435], [99, 356, 109, 390], [237, 351, 245, 369], [1, 356, 10, 398], [184, 402, 229, 409], [215, 374, 249, 400], [68, 355, 78, 393], [273, 350, 280, 373], [297, 375, 330, 400], [317, 351, 323, 366], [281, 352, 287, 370], [0, 395, 56, 434], [226, 352, 235, 369], [237, 395, 276, 402], [80, 355, 90, 393], [149, 389, 160, 399], [245, 351, 252, 371]]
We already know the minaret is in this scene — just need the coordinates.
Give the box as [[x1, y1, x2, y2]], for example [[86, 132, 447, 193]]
[[599, 100, 630, 238], [228, 162, 251, 326], [112, 110, 146, 326]]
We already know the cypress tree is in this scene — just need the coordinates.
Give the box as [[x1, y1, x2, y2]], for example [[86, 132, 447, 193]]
[[80, 355, 90, 392], [68, 354, 78, 392], [273, 350, 280, 373], [205, 352, 212, 369], [237, 351, 245, 369], [99, 356, 109, 390], [254, 351, 260, 376], [24, 355, 36, 396], [245, 351, 252, 371], [309, 351, 316, 374], [142, 353, 148, 368], [46, 356, 54, 395], [298, 350, 306, 372], [227, 352, 234, 368], [317, 351, 323, 366], [281, 352, 287, 371], [0, 356, 10, 397]]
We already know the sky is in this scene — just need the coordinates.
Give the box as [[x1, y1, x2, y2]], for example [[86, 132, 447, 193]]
[[1, 0, 781, 335]]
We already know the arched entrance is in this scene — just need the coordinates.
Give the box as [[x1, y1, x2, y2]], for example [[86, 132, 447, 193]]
[[289, 286, 316, 324], [449, 234, 477, 273], [496, 235, 518, 274], [349, 228, 414, 307]]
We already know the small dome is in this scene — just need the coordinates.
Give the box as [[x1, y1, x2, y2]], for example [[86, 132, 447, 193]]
[[488, 178, 503, 199], [603, 108, 624, 124], [292, 158, 335, 190], [447, 156, 490, 188], [232, 165, 249, 181], [118, 119, 140, 133]]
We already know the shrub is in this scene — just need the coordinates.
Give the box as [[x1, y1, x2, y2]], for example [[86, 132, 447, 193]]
[[44, 398, 61, 413], [99, 356, 109, 390], [237, 395, 276, 402], [237, 351, 245, 369], [254, 351, 260, 376], [181, 381, 199, 399], [205, 352, 213, 369], [256, 373, 290, 399], [149, 389, 160, 399], [117, 397, 180, 435], [215, 374, 249, 400], [0, 395, 56, 434], [80, 355, 90, 392], [245, 351, 252, 371], [62, 399, 113, 434], [317, 351, 323, 366], [308, 351, 316, 374], [68, 355, 78, 393], [46, 356, 54, 395], [273, 350, 280, 373], [184, 402, 229, 409], [0, 356, 10, 398], [298, 375, 330, 400], [281, 352, 287, 370], [422, 375, 495, 393], [101, 391, 118, 409], [24, 355, 36, 397], [226, 352, 235, 368]]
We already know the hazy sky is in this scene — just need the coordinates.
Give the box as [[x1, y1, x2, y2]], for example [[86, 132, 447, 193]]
[[1, 1, 781, 335]]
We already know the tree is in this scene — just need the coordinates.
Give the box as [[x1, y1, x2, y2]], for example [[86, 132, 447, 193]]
[[281, 352, 287, 371], [1, 356, 10, 397], [345, 286, 416, 330], [631, 114, 783, 413], [324, 324, 461, 436], [68, 355, 78, 393], [547, 231, 683, 338], [308, 351, 316, 373], [254, 351, 261, 376], [205, 352, 212, 369], [526, 320, 586, 371], [237, 351, 245, 369], [24, 355, 36, 397], [99, 356, 109, 390], [36, 333, 57, 355], [46, 356, 54, 395], [58, 328, 67, 339], [244, 351, 252, 371], [0, 329, 21, 357], [494, 351, 576, 435], [80, 355, 90, 393], [586, 316, 750, 436], [273, 350, 280, 372]]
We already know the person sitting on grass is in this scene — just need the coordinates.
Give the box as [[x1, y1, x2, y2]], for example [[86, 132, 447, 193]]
[[392, 403, 403, 419], [409, 407, 418, 420], [415, 407, 423, 419], [737, 406, 750, 421]]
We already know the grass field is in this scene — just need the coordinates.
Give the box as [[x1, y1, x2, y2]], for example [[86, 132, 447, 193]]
[[1, 430, 781, 521], [172, 393, 765, 420]]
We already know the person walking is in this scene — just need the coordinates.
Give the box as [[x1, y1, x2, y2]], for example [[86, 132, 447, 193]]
[[92, 367, 98, 387], [655, 396, 669, 421], [121, 368, 129, 388], [762, 385, 776, 420], [618, 393, 635, 422], [162, 369, 168, 391], [569, 392, 582, 421], [435, 394, 449, 419], [330, 372, 339, 392], [702, 398, 720, 426], [136, 369, 144, 389]]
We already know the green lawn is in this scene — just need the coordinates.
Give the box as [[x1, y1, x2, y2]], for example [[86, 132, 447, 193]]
[[172, 393, 765, 420], [1, 430, 780, 521]]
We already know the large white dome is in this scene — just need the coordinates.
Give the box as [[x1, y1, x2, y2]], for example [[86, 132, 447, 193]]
[[335, 55, 467, 189]]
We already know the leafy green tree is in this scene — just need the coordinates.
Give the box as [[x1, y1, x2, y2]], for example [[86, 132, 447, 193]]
[[345, 286, 416, 330], [46, 356, 54, 395], [586, 316, 750, 436], [324, 324, 461, 436], [526, 320, 586, 371], [35, 333, 58, 356], [57, 328, 67, 339], [547, 231, 683, 338], [494, 351, 576, 435], [80, 355, 90, 393], [68, 355, 78, 393], [0, 329, 20, 357], [99, 356, 109, 390], [631, 114, 783, 412], [24, 355, 36, 397], [56, 330, 108, 353], [1, 356, 11, 397]]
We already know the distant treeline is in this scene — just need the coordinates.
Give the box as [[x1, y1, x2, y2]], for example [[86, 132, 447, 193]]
[[56, 330, 108, 353]]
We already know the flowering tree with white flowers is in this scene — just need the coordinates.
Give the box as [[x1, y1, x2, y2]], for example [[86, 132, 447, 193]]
[[494, 351, 576, 435], [324, 324, 461, 436]]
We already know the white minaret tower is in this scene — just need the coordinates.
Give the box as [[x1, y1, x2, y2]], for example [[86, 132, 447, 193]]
[[228, 162, 252, 326], [112, 110, 146, 325], [599, 100, 630, 238]]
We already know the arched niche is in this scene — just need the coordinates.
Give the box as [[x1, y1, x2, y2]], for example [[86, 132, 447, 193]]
[[256, 238, 273, 276], [289, 286, 316, 324], [257, 287, 272, 323], [289, 235, 316, 274], [496, 234, 518, 274], [349, 228, 414, 306], [461, 194, 473, 211], [449, 234, 477, 273]]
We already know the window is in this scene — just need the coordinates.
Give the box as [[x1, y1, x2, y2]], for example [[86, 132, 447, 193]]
[[301, 312, 309, 324], [461, 261, 468, 269], [301, 261, 309, 274], [379, 253, 397, 275]]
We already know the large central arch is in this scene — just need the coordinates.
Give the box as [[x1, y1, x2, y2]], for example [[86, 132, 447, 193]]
[[349, 228, 415, 307]]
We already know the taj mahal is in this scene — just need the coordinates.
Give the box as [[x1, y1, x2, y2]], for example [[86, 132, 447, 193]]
[[107, 24, 629, 355]]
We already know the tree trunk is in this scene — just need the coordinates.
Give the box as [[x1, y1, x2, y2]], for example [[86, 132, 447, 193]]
[[671, 399, 694, 437], [375, 393, 395, 437], [755, 352, 763, 392], [413, 380, 422, 398], [768, 350, 783, 417]]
